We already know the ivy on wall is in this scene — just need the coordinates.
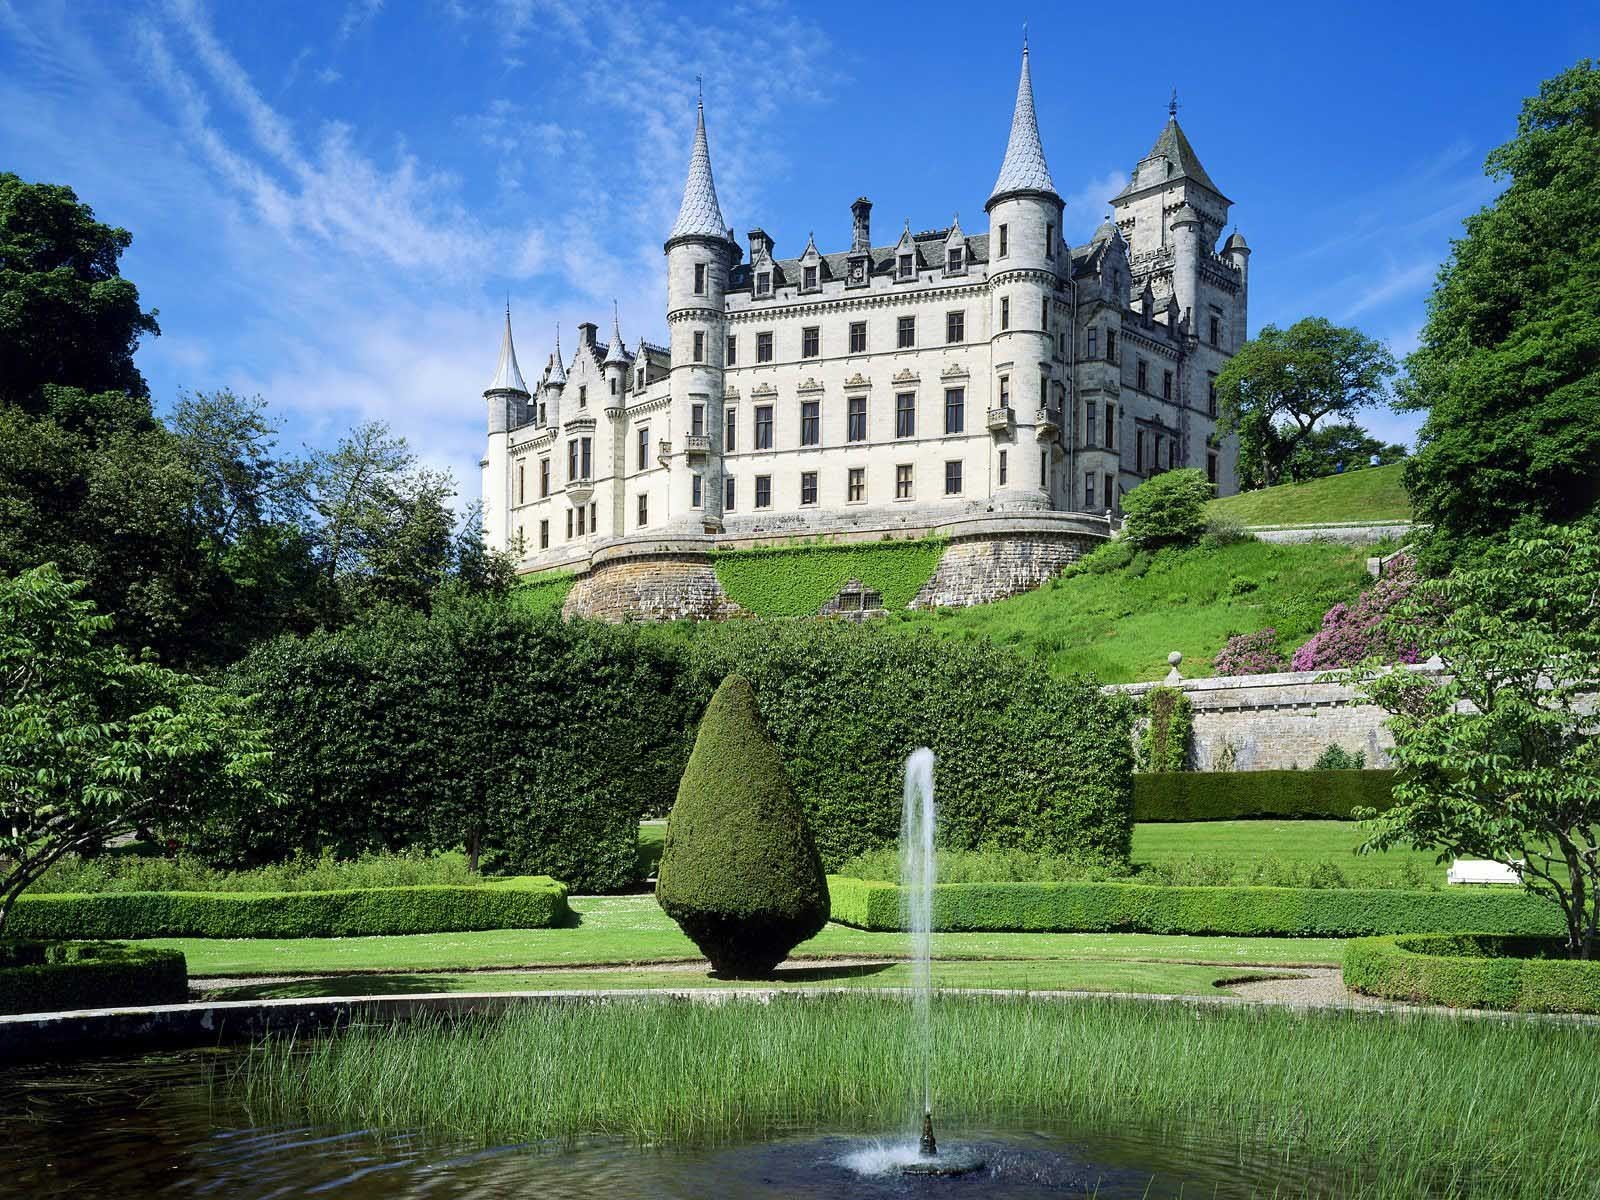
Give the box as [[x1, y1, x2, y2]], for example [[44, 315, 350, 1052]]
[[1137, 686, 1193, 773], [711, 538, 946, 617], [514, 573, 575, 616]]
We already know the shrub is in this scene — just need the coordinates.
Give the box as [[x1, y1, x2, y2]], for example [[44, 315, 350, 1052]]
[[1313, 744, 1367, 770], [1133, 770, 1396, 821], [5, 876, 567, 939], [656, 676, 829, 977], [827, 876, 1566, 938], [1212, 628, 1288, 676], [30, 849, 478, 895], [1343, 934, 1600, 1013], [1291, 554, 1424, 671], [1201, 514, 1249, 548], [834, 847, 1126, 885], [0, 941, 187, 1015], [1137, 686, 1191, 772], [1121, 468, 1214, 549]]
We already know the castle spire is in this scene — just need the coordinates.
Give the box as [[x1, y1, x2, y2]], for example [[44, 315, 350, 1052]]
[[486, 303, 528, 394], [987, 39, 1059, 206], [667, 94, 727, 243], [546, 325, 567, 387], [603, 300, 629, 365]]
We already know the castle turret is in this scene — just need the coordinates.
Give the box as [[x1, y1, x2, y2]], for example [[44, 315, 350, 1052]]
[[663, 95, 733, 532], [602, 301, 629, 401], [1223, 229, 1251, 350], [482, 306, 529, 551], [1170, 202, 1202, 333], [985, 38, 1062, 510], [538, 326, 567, 430]]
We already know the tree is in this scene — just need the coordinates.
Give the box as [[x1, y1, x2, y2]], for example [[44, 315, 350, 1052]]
[[1283, 421, 1407, 483], [0, 173, 160, 411], [0, 565, 271, 934], [1352, 521, 1600, 959], [1215, 318, 1398, 488], [1120, 468, 1213, 549], [1399, 60, 1600, 545]]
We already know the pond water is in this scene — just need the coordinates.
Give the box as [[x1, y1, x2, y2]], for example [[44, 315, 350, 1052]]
[[4, 1050, 1385, 1198]]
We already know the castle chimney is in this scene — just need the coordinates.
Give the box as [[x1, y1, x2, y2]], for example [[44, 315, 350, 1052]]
[[577, 321, 599, 348], [851, 197, 872, 252], [747, 228, 773, 259]]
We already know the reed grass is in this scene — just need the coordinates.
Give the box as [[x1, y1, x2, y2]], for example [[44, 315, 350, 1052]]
[[235, 994, 1600, 1198]]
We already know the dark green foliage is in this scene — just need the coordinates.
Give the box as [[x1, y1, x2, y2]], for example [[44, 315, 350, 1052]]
[[1400, 61, 1600, 543], [1344, 934, 1600, 1013], [1313, 744, 1367, 770], [1137, 686, 1191, 772], [711, 538, 946, 615], [0, 940, 186, 1015], [656, 676, 829, 977], [6, 877, 566, 940], [665, 622, 1135, 869], [827, 875, 1564, 938], [1133, 770, 1396, 821], [1120, 469, 1214, 548], [1283, 422, 1407, 483]]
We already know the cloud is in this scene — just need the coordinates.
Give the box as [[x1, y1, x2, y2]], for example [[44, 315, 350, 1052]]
[[1339, 261, 1438, 320], [337, 0, 383, 40], [1061, 170, 1128, 241]]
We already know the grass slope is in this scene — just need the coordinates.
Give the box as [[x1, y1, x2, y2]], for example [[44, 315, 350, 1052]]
[[888, 538, 1376, 682], [711, 538, 945, 616], [1208, 463, 1412, 527], [1133, 821, 1443, 884]]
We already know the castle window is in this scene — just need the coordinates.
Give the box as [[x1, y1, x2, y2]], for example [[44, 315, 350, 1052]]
[[998, 224, 1008, 257], [895, 392, 915, 439], [756, 271, 771, 296], [801, 400, 820, 446], [609, 377, 617, 395], [1106, 330, 1117, 363], [1041, 298, 1049, 330], [1105, 473, 1115, 512], [539, 519, 549, 549], [849, 321, 867, 353], [755, 475, 772, 508], [576, 505, 585, 535], [802, 326, 820, 358], [897, 315, 915, 348], [1040, 372, 1048, 407], [567, 439, 578, 482], [757, 332, 773, 362], [637, 493, 648, 527], [587, 501, 596, 533], [999, 375, 1010, 408], [1208, 374, 1218, 417], [1210, 315, 1221, 347], [1086, 403, 1096, 445], [517, 462, 525, 505], [727, 335, 737, 366], [725, 476, 736, 511], [944, 459, 963, 494], [581, 437, 593, 479], [725, 409, 736, 452], [1154, 434, 1164, 472], [1000, 296, 1010, 330], [693, 331, 705, 363], [946, 311, 964, 344], [755, 405, 773, 449], [565, 510, 573, 539], [1105, 404, 1115, 448], [944, 388, 964, 434], [896, 464, 913, 499], [539, 402, 547, 424], [1045, 222, 1053, 256], [540, 457, 550, 497], [1087, 328, 1098, 359], [1040, 450, 1048, 487], [579, 384, 587, 407], [999, 448, 1008, 485], [691, 403, 705, 437], [847, 395, 867, 442], [947, 247, 963, 273], [804, 264, 818, 290], [694, 262, 706, 294], [1163, 369, 1173, 400], [847, 466, 866, 502], [691, 474, 702, 508], [1086, 473, 1096, 508], [637, 427, 649, 471], [1208, 452, 1218, 485], [1170, 440, 1178, 469], [636, 369, 644, 389], [897, 253, 913, 280], [1136, 359, 1148, 391], [801, 471, 818, 505]]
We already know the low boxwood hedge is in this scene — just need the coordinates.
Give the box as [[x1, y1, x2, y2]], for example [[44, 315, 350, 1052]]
[[0, 941, 187, 1015], [6, 875, 568, 940], [826, 875, 1563, 938], [1133, 769, 1397, 821], [1343, 933, 1600, 1013]]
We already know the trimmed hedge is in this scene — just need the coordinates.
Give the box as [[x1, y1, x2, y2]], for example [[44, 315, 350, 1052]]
[[1343, 934, 1600, 1013], [5, 876, 568, 940], [0, 941, 187, 1015], [826, 875, 1565, 938], [710, 538, 946, 616], [1133, 769, 1397, 821]]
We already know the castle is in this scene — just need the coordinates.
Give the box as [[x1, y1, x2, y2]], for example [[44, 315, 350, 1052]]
[[481, 42, 1248, 585]]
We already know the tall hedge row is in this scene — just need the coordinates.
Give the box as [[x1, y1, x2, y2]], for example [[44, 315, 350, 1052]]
[[0, 941, 187, 1015], [1133, 770, 1398, 821], [674, 623, 1135, 869], [1343, 934, 1600, 1013]]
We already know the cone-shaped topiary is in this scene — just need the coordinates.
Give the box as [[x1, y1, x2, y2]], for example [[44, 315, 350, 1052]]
[[656, 673, 830, 978]]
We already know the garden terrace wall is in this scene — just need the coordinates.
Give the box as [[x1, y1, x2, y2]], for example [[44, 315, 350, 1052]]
[[6, 876, 568, 940], [827, 876, 1565, 938], [1133, 770, 1396, 821], [0, 942, 187, 1016], [1343, 934, 1600, 1013]]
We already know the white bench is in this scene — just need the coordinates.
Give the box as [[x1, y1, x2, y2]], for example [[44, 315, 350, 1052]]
[[1447, 859, 1522, 885]]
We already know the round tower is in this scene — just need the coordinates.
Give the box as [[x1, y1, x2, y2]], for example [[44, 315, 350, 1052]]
[[663, 96, 733, 532], [985, 39, 1062, 511], [482, 305, 529, 552], [1170, 203, 1204, 337], [602, 301, 629, 403], [1223, 229, 1250, 350]]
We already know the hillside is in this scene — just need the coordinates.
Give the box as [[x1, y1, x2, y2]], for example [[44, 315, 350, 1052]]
[[886, 538, 1382, 684], [1207, 463, 1412, 527]]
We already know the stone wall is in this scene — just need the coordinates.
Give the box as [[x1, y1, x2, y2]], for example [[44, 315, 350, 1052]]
[[913, 529, 1097, 608], [562, 539, 745, 622], [1247, 521, 1414, 545], [1112, 663, 1445, 771]]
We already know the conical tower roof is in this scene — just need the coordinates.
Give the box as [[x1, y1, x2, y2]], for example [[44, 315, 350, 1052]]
[[988, 43, 1059, 206], [603, 302, 629, 365], [486, 306, 528, 394], [667, 98, 727, 243], [546, 326, 567, 387], [1116, 100, 1228, 202]]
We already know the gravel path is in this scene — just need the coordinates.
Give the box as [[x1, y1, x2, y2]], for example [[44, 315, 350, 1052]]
[[1227, 967, 1387, 1008]]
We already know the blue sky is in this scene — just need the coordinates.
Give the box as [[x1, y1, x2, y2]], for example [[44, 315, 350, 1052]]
[[3, 0, 1595, 504]]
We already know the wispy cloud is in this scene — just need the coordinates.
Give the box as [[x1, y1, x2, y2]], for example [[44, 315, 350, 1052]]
[[1062, 170, 1128, 241], [1339, 260, 1438, 320], [337, 0, 383, 41]]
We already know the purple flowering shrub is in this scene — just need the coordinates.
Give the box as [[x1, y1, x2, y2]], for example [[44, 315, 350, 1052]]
[[1213, 628, 1288, 676], [1290, 555, 1424, 671]]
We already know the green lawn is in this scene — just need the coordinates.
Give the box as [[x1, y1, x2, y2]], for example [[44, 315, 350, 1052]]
[[884, 538, 1376, 682], [152, 894, 1344, 977], [1207, 463, 1412, 527], [1133, 820, 1444, 885]]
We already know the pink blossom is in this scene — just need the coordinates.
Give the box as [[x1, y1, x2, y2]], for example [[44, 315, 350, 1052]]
[[1291, 556, 1424, 671], [1213, 628, 1288, 676]]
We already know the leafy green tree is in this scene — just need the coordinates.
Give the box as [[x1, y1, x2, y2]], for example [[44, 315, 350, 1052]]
[[1352, 521, 1600, 959], [0, 565, 271, 934], [1121, 468, 1213, 548], [1216, 317, 1398, 488], [1399, 60, 1600, 543], [1284, 421, 1407, 482]]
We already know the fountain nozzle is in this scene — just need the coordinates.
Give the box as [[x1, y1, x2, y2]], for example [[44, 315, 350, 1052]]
[[919, 1111, 937, 1158]]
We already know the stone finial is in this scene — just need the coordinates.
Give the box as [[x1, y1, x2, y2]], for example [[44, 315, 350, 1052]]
[[1165, 650, 1183, 683]]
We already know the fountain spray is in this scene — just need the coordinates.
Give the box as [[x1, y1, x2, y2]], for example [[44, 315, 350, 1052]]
[[901, 748, 937, 1156]]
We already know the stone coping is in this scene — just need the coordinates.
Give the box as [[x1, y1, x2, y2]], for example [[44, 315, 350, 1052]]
[[5, 981, 1594, 1062], [1108, 660, 1446, 699], [1243, 520, 1413, 532]]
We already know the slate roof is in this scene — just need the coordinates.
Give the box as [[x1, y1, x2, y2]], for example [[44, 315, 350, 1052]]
[[667, 101, 727, 242], [988, 46, 1059, 203], [728, 231, 990, 294], [486, 309, 529, 394], [544, 329, 567, 386], [1116, 115, 1225, 199]]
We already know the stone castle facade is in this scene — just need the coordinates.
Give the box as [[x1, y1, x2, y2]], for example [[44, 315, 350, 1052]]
[[481, 44, 1250, 578]]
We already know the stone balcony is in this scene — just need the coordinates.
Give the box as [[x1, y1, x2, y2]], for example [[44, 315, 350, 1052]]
[[567, 478, 594, 504], [986, 406, 1013, 433], [683, 434, 711, 457], [1035, 407, 1061, 439], [656, 440, 672, 464]]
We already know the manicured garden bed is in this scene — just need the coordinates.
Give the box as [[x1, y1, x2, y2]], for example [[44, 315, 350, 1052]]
[[1343, 933, 1600, 1013], [0, 940, 187, 1015], [5, 876, 568, 940]]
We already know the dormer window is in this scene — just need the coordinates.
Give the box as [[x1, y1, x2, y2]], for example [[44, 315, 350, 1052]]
[[756, 271, 771, 296], [946, 247, 964, 273], [897, 253, 913, 280], [637, 368, 645, 388], [803, 264, 817, 290]]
